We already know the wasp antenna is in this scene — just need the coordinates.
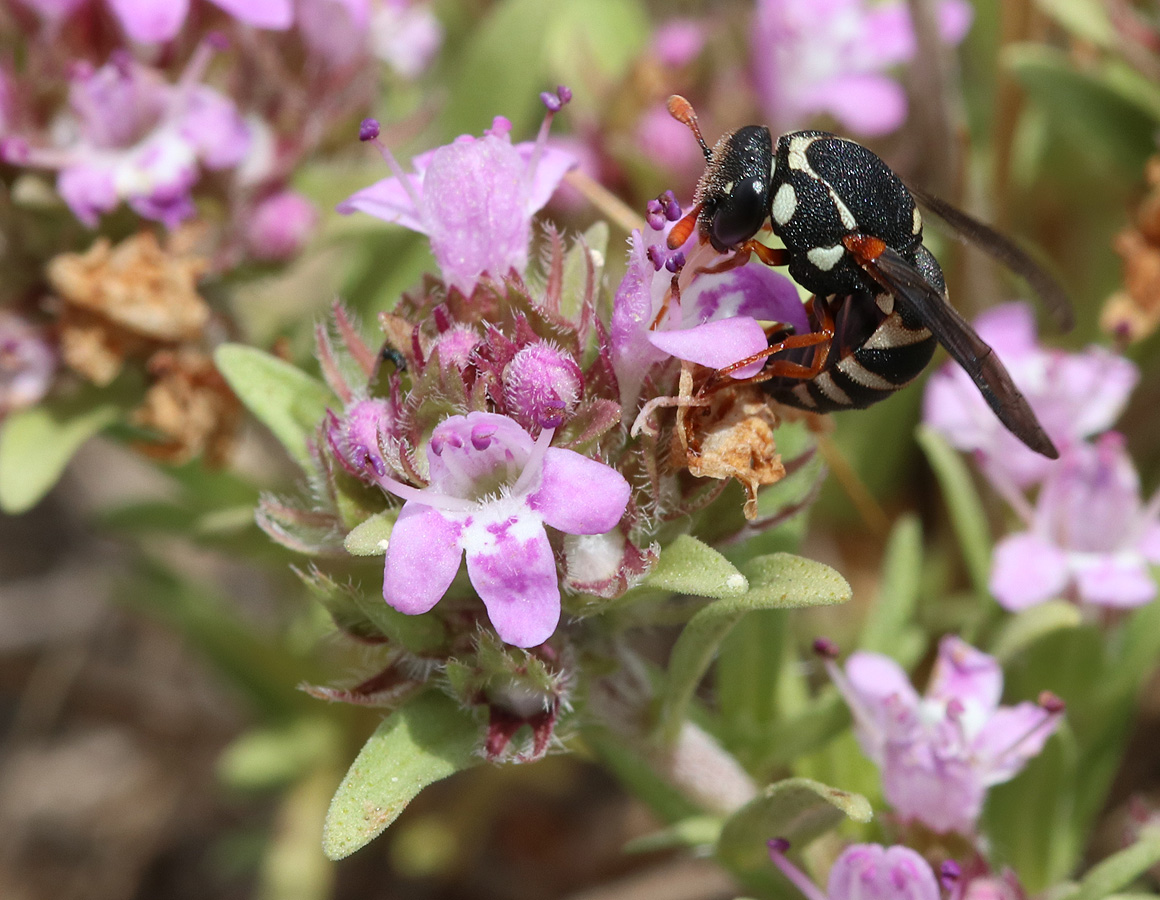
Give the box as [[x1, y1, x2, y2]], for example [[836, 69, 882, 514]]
[[667, 203, 701, 249], [667, 94, 712, 161]]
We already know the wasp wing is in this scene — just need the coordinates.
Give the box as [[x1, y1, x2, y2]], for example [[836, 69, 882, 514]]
[[854, 242, 1059, 459], [908, 185, 1073, 332]]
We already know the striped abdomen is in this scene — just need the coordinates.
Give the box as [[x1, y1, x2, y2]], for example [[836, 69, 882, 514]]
[[764, 293, 937, 413]]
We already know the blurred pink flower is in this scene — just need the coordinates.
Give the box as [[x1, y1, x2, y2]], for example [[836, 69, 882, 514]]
[[2, 48, 251, 227], [924, 302, 1138, 489], [18, 0, 292, 43], [752, 0, 972, 136], [768, 839, 939, 900], [374, 411, 630, 648], [246, 190, 318, 261], [651, 18, 707, 68], [0, 313, 57, 416], [990, 432, 1160, 611], [827, 636, 1063, 835], [338, 94, 577, 295], [370, 0, 443, 78]]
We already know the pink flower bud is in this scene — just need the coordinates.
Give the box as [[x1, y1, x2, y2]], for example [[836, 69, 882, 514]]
[[247, 191, 318, 262], [503, 342, 583, 431]]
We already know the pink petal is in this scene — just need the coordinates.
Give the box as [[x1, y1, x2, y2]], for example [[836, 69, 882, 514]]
[[827, 844, 940, 900], [989, 532, 1069, 611], [336, 175, 427, 233], [881, 752, 984, 834], [107, 0, 189, 43], [610, 230, 670, 408], [845, 652, 920, 710], [973, 302, 1039, 359], [57, 164, 118, 227], [466, 526, 560, 647], [928, 636, 1003, 713], [972, 702, 1060, 784], [685, 264, 809, 333], [843, 651, 921, 747], [529, 448, 630, 535], [180, 87, 251, 170], [514, 142, 580, 215], [647, 316, 771, 378], [803, 74, 907, 137], [1071, 552, 1157, 608], [208, 0, 293, 29], [383, 502, 462, 615]]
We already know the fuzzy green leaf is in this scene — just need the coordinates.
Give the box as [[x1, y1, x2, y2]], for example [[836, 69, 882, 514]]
[[658, 553, 851, 742], [716, 778, 872, 884], [646, 534, 749, 599], [214, 344, 333, 468], [323, 691, 479, 860], [0, 387, 124, 513], [916, 426, 992, 596], [1060, 833, 1160, 900], [1033, 0, 1114, 47], [344, 512, 396, 556]]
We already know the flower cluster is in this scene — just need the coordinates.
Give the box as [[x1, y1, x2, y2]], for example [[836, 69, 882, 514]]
[[923, 302, 1159, 613]]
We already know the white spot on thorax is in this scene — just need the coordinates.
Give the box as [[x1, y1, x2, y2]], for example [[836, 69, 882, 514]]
[[787, 135, 817, 173], [912, 207, 922, 234], [723, 180, 735, 194], [807, 244, 845, 271], [771, 183, 797, 226]]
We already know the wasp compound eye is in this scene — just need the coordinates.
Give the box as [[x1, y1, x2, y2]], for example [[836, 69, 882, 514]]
[[709, 175, 769, 251]]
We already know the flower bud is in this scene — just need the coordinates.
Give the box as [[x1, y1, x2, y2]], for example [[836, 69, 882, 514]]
[[327, 397, 395, 479], [247, 190, 318, 262], [502, 341, 583, 431], [0, 313, 56, 415]]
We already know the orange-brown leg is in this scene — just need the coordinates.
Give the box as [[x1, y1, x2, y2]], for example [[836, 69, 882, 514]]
[[696, 240, 790, 276]]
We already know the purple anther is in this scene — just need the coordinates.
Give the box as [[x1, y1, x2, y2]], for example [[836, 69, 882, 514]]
[[646, 199, 666, 231], [812, 637, 840, 659], [206, 30, 230, 51], [359, 118, 381, 142], [555, 85, 573, 105], [661, 190, 682, 221], [767, 837, 791, 855], [540, 91, 563, 113], [646, 245, 666, 271], [664, 250, 686, 273], [1038, 691, 1066, 714], [939, 860, 962, 890]]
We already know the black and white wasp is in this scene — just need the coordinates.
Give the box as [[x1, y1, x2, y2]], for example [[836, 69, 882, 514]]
[[664, 95, 1070, 459]]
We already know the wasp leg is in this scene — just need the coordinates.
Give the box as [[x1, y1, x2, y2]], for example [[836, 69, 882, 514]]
[[712, 295, 837, 391], [696, 241, 790, 276]]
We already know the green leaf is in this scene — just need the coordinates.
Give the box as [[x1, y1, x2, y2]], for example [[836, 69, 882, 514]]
[[0, 386, 125, 513], [645, 534, 749, 599], [323, 691, 479, 860], [916, 426, 992, 597], [1005, 44, 1160, 173], [860, 514, 923, 662], [1060, 833, 1160, 900], [1033, 0, 1115, 46], [214, 344, 333, 468], [658, 553, 851, 743], [220, 718, 340, 791], [623, 816, 722, 854], [990, 599, 1082, 663], [716, 778, 872, 885], [344, 512, 396, 556]]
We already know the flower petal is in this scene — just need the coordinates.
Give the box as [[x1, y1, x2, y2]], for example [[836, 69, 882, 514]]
[[336, 175, 427, 233], [383, 502, 462, 615], [647, 316, 771, 378], [827, 844, 940, 900], [529, 448, 630, 535], [972, 701, 1060, 785], [514, 142, 579, 216], [927, 635, 1003, 713], [466, 525, 560, 647], [208, 0, 293, 29], [881, 752, 984, 835], [989, 531, 1069, 611], [107, 0, 190, 43], [684, 263, 808, 332], [1071, 551, 1157, 608]]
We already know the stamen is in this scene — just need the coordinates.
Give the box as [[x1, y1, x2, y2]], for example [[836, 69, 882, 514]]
[[178, 34, 223, 92], [817, 642, 886, 748], [511, 426, 556, 497], [358, 117, 425, 214], [524, 85, 571, 197], [989, 692, 1066, 765], [374, 471, 476, 512], [767, 839, 830, 900], [940, 860, 962, 892]]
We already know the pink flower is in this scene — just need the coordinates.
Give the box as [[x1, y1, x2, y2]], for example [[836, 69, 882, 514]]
[[651, 19, 707, 68], [825, 637, 1064, 835], [752, 0, 972, 136], [768, 839, 939, 900], [990, 432, 1160, 611], [0, 313, 57, 415], [373, 412, 630, 648], [369, 0, 443, 78], [924, 302, 1138, 489], [610, 198, 807, 411], [337, 93, 577, 295], [2, 48, 251, 228], [246, 190, 318, 261], [17, 0, 292, 42]]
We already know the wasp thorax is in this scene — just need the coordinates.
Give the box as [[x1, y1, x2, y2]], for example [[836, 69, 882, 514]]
[[694, 125, 774, 252]]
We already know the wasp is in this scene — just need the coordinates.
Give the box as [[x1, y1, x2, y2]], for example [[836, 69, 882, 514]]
[[664, 95, 1070, 459]]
